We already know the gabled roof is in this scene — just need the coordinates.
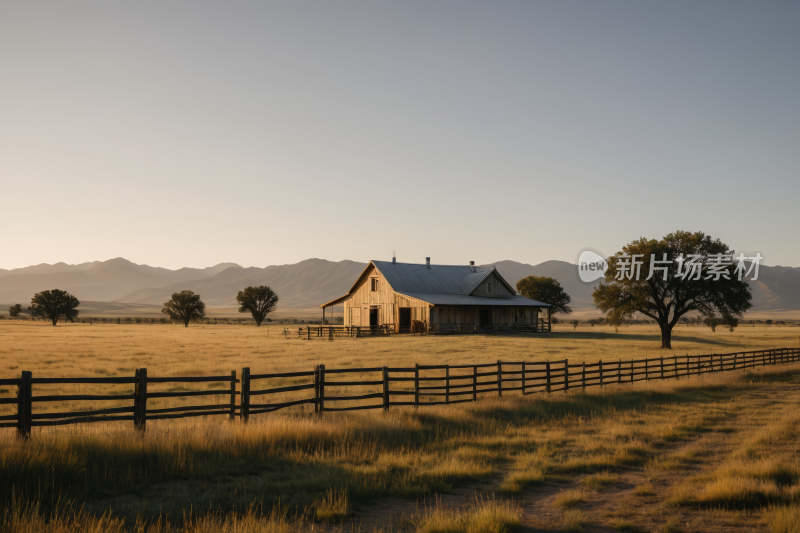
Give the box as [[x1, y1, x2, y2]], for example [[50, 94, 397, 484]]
[[320, 260, 536, 308], [459, 269, 494, 295]]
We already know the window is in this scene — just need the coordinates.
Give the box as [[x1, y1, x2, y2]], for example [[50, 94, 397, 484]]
[[371, 278, 378, 291], [488, 282, 492, 294]]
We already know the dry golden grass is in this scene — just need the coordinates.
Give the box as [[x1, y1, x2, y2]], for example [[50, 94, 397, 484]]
[[1, 321, 796, 380], [1, 322, 800, 532], [768, 504, 800, 533], [554, 489, 588, 509], [562, 508, 589, 532]]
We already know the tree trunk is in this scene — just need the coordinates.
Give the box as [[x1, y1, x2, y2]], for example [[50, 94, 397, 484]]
[[660, 324, 672, 349], [184, 317, 189, 328], [52, 317, 58, 326]]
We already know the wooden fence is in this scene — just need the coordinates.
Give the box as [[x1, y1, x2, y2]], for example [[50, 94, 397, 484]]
[[2, 347, 798, 437]]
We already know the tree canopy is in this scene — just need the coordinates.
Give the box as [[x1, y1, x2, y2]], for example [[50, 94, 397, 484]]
[[593, 231, 752, 349], [30, 289, 80, 326], [8, 304, 23, 320], [516, 276, 572, 316], [162, 290, 206, 327], [236, 285, 279, 327]]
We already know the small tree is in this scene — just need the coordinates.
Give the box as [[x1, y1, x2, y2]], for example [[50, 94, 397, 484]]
[[704, 315, 719, 332], [236, 286, 279, 326], [551, 316, 560, 325], [162, 290, 206, 328], [9, 304, 23, 321], [30, 289, 80, 326], [571, 319, 579, 330], [516, 276, 572, 316]]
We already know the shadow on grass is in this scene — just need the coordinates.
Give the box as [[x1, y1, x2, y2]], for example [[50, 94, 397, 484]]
[[532, 331, 747, 348]]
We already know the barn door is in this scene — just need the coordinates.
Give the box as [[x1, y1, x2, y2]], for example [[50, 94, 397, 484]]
[[349, 307, 361, 326]]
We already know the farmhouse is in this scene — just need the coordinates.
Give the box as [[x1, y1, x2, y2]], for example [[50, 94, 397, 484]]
[[320, 258, 551, 333]]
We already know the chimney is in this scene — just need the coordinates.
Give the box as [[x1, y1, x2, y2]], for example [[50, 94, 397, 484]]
[[426, 257, 430, 268], [470, 260, 475, 273], [516, 290, 521, 296], [392, 251, 396, 264]]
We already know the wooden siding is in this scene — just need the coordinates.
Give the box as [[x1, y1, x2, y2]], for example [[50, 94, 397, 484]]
[[343, 265, 430, 328], [470, 272, 514, 298]]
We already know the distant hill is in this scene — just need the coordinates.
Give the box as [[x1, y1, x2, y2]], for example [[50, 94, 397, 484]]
[[2, 257, 799, 315], [118, 259, 367, 309], [0, 258, 241, 303], [0, 261, 100, 278]]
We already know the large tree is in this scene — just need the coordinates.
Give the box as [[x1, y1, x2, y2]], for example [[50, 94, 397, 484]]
[[30, 289, 80, 326], [8, 304, 23, 321], [516, 276, 572, 316], [236, 285, 279, 327], [593, 231, 752, 349], [162, 290, 206, 327]]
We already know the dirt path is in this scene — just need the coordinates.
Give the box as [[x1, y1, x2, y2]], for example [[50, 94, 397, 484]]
[[341, 379, 800, 532]]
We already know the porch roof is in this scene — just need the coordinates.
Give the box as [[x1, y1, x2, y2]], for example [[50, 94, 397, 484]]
[[395, 292, 551, 307]]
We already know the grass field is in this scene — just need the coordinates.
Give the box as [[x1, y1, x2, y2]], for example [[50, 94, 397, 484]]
[[1, 322, 800, 532]]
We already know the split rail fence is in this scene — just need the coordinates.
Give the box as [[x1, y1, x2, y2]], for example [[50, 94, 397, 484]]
[[2, 347, 798, 438]]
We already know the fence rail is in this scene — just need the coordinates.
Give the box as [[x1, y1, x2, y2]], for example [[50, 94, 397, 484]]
[[3, 347, 798, 436]]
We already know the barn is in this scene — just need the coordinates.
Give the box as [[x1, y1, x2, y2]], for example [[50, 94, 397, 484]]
[[320, 258, 551, 333]]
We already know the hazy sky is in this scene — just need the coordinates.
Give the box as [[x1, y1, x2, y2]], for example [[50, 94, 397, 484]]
[[2, 2, 798, 270]]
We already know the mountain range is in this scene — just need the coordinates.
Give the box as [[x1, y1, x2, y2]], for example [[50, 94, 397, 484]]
[[2, 257, 800, 316]]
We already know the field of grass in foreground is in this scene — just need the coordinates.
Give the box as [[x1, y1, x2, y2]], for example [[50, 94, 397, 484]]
[[2, 354, 800, 532]]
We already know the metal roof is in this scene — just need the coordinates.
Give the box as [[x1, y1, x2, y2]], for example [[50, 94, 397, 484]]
[[395, 292, 551, 307], [372, 261, 480, 294], [319, 260, 542, 307]]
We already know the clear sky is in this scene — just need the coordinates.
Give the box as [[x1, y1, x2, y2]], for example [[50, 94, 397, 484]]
[[2, 1, 798, 270]]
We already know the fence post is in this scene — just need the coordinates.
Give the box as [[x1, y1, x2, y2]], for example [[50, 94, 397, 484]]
[[630, 360, 633, 383], [661, 356, 664, 379], [618, 359, 622, 385], [314, 365, 319, 415], [134, 368, 147, 432], [497, 360, 503, 398], [445, 365, 450, 405], [599, 360, 603, 388], [564, 359, 569, 392], [546, 360, 551, 393], [241, 367, 250, 422], [382, 367, 389, 411], [318, 365, 325, 414], [473, 365, 478, 402], [133, 369, 139, 428], [17, 371, 32, 438], [582, 361, 586, 390], [230, 370, 237, 420], [645, 358, 649, 381], [733, 353, 737, 371], [521, 362, 527, 395], [414, 364, 420, 408]]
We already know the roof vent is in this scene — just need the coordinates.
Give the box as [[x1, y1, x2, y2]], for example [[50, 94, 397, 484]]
[[392, 251, 396, 264], [426, 257, 430, 268], [470, 260, 475, 273], [516, 290, 521, 296]]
